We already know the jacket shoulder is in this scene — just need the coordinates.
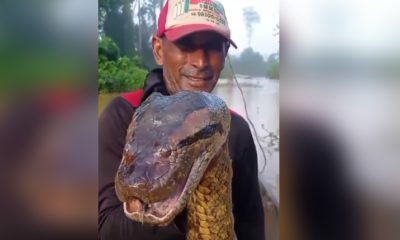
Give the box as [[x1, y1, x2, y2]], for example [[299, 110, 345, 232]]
[[228, 110, 255, 155], [230, 110, 251, 135], [99, 95, 138, 129]]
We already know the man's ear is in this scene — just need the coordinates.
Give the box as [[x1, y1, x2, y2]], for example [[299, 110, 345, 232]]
[[152, 36, 163, 65]]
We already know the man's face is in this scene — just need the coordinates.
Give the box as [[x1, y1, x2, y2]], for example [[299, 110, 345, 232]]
[[152, 31, 228, 94]]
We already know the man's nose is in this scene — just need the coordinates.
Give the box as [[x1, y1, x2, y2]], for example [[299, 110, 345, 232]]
[[188, 48, 209, 70]]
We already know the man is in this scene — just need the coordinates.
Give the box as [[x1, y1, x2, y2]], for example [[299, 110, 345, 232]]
[[98, 0, 265, 239]]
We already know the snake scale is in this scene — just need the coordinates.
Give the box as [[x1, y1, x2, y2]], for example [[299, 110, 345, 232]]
[[115, 91, 235, 239]]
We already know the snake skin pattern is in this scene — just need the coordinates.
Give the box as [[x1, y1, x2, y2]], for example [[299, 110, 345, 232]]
[[115, 91, 234, 240]]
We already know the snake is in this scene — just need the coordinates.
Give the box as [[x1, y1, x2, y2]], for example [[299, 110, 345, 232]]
[[115, 91, 235, 240]]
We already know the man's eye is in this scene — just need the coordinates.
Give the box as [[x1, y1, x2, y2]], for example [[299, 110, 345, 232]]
[[178, 44, 195, 52], [176, 38, 195, 51], [176, 42, 225, 55], [210, 42, 224, 51]]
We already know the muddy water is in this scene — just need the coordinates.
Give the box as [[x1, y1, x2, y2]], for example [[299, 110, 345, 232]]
[[213, 77, 279, 205]]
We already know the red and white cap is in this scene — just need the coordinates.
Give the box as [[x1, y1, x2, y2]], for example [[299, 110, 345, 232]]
[[156, 0, 237, 48]]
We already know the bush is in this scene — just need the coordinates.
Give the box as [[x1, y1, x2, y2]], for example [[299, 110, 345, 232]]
[[98, 36, 148, 93], [99, 36, 120, 61], [265, 53, 279, 80], [99, 56, 148, 93], [266, 61, 279, 79]]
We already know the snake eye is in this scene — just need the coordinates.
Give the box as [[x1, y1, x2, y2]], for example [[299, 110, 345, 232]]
[[159, 147, 172, 157]]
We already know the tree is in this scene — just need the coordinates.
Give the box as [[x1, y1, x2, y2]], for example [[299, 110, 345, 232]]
[[99, 36, 121, 61], [267, 24, 280, 80], [137, 0, 164, 69], [98, 0, 164, 69], [102, 0, 136, 57], [265, 53, 279, 80], [98, 37, 148, 93], [242, 7, 260, 47], [222, 48, 266, 77]]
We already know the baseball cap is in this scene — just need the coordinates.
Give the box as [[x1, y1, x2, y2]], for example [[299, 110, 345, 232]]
[[156, 0, 237, 49]]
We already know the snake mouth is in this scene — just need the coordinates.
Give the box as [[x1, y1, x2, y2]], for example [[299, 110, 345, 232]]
[[123, 154, 206, 226], [123, 147, 222, 226]]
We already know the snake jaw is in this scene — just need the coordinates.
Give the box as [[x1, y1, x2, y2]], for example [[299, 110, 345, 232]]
[[116, 91, 231, 226], [123, 145, 219, 225]]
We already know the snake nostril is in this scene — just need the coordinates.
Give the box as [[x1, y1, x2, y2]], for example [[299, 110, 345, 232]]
[[144, 203, 149, 212], [160, 148, 172, 157]]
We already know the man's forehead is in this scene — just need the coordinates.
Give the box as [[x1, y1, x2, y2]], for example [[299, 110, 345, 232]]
[[175, 31, 225, 44]]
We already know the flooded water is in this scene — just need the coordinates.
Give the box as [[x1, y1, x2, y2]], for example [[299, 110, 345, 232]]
[[98, 76, 280, 205], [213, 77, 279, 205]]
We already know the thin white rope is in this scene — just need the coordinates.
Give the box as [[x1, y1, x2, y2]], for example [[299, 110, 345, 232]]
[[227, 55, 268, 173]]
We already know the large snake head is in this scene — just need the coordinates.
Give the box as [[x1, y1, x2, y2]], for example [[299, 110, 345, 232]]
[[115, 91, 231, 226]]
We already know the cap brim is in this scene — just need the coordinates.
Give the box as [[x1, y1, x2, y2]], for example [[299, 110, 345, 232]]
[[164, 24, 237, 49]]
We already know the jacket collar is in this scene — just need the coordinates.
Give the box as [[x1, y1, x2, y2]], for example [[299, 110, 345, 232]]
[[140, 68, 169, 102]]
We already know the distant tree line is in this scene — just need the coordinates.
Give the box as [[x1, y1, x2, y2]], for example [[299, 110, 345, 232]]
[[221, 48, 279, 80], [220, 8, 279, 80]]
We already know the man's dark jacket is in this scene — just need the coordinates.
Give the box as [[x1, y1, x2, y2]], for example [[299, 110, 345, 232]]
[[98, 69, 265, 240]]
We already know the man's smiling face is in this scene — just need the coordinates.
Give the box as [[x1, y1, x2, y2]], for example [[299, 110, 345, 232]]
[[152, 31, 229, 94]]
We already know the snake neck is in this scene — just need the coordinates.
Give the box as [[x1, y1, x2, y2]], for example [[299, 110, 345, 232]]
[[187, 143, 235, 240]]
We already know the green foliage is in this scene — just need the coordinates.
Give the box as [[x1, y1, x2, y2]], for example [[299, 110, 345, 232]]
[[265, 53, 279, 79], [101, 0, 136, 57], [99, 55, 148, 93], [99, 0, 163, 68], [266, 60, 279, 79], [99, 37, 148, 93], [99, 36, 121, 61]]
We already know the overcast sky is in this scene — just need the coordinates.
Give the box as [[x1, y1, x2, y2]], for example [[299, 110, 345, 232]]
[[282, 0, 400, 57], [219, 0, 279, 58]]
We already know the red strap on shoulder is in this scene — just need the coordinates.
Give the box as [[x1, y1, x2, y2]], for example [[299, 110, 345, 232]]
[[121, 89, 144, 107]]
